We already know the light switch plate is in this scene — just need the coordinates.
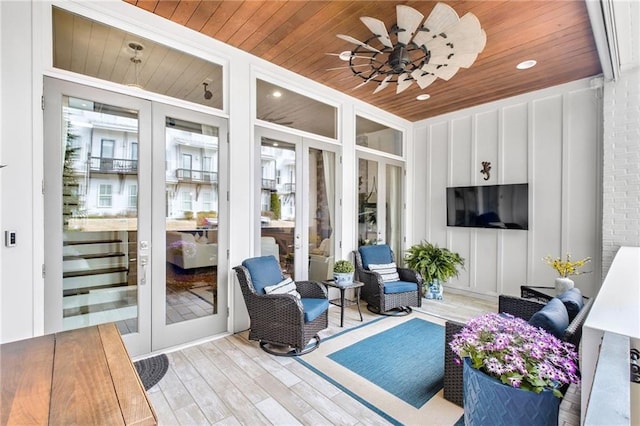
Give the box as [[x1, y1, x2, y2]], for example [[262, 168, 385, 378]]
[[5, 230, 16, 247]]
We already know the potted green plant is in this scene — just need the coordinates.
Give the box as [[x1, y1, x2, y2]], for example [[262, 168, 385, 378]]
[[333, 259, 355, 285], [404, 241, 465, 300]]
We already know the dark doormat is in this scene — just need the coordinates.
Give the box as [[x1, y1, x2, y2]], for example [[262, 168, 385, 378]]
[[134, 353, 169, 390]]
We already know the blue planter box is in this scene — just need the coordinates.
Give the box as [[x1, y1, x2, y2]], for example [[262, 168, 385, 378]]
[[463, 358, 560, 426]]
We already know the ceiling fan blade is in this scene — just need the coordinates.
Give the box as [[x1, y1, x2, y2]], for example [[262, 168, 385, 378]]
[[325, 52, 377, 60], [423, 37, 453, 57], [425, 2, 460, 33], [360, 17, 393, 48], [396, 5, 424, 45], [432, 65, 459, 80], [352, 73, 379, 90], [337, 34, 382, 53], [411, 70, 437, 89], [441, 13, 482, 44], [373, 75, 393, 94], [448, 29, 487, 54], [414, 63, 440, 73], [326, 63, 372, 71], [430, 53, 478, 68], [451, 53, 478, 68], [396, 73, 413, 93], [412, 2, 459, 47]]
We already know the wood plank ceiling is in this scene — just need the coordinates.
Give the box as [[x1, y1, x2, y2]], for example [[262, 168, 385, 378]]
[[126, 0, 602, 122]]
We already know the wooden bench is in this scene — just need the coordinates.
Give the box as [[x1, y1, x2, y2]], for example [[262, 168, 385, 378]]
[[1, 323, 156, 425]]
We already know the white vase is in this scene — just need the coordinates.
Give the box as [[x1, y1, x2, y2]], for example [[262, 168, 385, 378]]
[[333, 272, 354, 285], [554, 277, 574, 295]]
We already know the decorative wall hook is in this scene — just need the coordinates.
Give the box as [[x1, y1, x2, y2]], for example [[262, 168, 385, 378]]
[[480, 161, 491, 181]]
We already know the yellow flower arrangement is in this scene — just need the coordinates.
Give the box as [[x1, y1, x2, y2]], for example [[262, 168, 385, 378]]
[[543, 253, 591, 277]]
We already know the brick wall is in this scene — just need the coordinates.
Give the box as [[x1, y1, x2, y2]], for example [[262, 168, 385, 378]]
[[602, 67, 640, 276]]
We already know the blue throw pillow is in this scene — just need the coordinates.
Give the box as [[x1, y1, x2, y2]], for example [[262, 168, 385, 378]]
[[528, 297, 569, 339], [557, 288, 584, 322], [242, 255, 283, 294], [359, 245, 393, 268]]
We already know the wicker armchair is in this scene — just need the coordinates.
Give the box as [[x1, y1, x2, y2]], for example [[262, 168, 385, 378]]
[[353, 244, 423, 315], [233, 255, 329, 356], [443, 293, 594, 406]]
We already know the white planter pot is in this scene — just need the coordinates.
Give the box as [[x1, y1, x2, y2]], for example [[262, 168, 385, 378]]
[[554, 277, 574, 295], [333, 272, 354, 285]]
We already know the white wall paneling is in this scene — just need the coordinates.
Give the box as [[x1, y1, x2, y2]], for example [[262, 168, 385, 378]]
[[501, 103, 528, 184], [416, 79, 601, 298], [475, 110, 499, 185], [427, 122, 449, 245], [530, 95, 564, 289], [450, 117, 472, 186]]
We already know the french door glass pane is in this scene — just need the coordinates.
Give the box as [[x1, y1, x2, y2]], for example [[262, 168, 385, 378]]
[[165, 117, 219, 324], [62, 96, 139, 334], [308, 148, 335, 281], [358, 159, 378, 246], [261, 139, 296, 277]]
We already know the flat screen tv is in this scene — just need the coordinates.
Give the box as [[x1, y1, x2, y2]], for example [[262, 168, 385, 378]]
[[446, 183, 528, 230]]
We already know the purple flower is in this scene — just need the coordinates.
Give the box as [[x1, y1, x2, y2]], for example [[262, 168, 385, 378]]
[[449, 312, 580, 396]]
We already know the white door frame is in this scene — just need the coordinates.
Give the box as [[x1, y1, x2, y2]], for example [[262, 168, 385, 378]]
[[43, 77, 153, 356]]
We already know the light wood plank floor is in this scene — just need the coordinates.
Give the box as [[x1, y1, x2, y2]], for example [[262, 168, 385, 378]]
[[145, 292, 579, 425]]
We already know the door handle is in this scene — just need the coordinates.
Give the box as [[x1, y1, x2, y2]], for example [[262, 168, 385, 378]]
[[139, 255, 148, 285]]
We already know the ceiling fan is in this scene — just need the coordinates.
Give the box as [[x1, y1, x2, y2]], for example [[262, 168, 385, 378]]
[[333, 3, 486, 94]]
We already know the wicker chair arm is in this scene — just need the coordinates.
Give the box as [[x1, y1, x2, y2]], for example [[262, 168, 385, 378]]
[[397, 267, 423, 298], [397, 267, 422, 283], [246, 292, 303, 319], [563, 297, 594, 347], [498, 295, 545, 321], [295, 280, 328, 299], [358, 269, 385, 291]]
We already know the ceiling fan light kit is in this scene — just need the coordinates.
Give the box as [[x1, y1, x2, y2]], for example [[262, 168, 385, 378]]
[[335, 2, 486, 94]]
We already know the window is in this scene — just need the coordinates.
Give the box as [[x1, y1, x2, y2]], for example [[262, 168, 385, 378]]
[[98, 184, 112, 207], [52, 7, 224, 110], [202, 191, 212, 211], [256, 79, 337, 139], [356, 116, 403, 156], [101, 139, 115, 158], [181, 192, 192, 211], [182, 154, 192, 179], [128, 185, 137, 209]]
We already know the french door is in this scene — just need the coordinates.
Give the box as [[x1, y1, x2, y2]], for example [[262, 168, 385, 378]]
[[44, 78, 228, 356], [255, 127, 337, 281], [151, 103, 228, 350], [357, 152, 404, 258]]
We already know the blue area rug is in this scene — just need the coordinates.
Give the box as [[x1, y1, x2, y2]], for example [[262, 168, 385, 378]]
[[327, 317, 445, 409]]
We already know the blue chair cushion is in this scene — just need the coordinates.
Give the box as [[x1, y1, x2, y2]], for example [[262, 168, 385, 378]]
[[383, 280, 418, 294], [242, 255, 282, 294], [528, 297, 569, 338], [359, 245, 393, 268], [301, 298, 329, 322], [557, 288, 584, 321]]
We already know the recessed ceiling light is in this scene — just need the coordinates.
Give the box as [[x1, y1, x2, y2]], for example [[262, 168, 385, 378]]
[[338, 51, 352, 61], [516, 60, 537, 70], [416, 94, 431, 101], [272, 91, 282, 98], [273, 142, 279, 147]]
